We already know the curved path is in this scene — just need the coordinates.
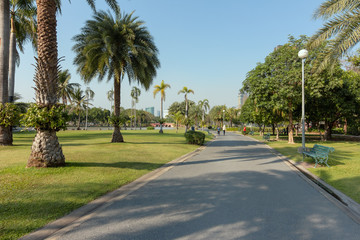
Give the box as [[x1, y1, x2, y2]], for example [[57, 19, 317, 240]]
[[49, 132, 360, 240]]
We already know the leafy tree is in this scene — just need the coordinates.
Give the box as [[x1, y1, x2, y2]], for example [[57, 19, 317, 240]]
[[153, 80, 171, 133], [209, 105, 226, 127], [171, 111, 183, 133], [308, 0, 360, 71], [84, 87, 94, 130], [168, 100, 195, 116], [178, 87, 194, 132], [189, 104, 202, 129], [73, 8, 159, 142]]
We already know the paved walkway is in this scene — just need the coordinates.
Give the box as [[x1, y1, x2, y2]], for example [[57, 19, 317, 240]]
[[46, 133, 360, 239]]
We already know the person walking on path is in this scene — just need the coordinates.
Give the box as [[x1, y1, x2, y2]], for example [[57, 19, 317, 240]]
[[223, 124, 226, 135], [217, 126, 221, 135], [243, 126, 246, 135]]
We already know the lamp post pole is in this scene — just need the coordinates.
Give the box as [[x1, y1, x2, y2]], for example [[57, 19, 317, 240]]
[[223, 109, 225, 126], [298, 49, 308, 158]]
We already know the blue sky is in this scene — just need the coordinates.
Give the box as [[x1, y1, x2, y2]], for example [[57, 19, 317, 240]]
[[15, 0, 324, 113]]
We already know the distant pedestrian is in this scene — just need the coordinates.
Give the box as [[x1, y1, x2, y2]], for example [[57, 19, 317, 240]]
[[243, 126, 246, 135], [217, 126, 221, 135], [223, 125, 226, 135]]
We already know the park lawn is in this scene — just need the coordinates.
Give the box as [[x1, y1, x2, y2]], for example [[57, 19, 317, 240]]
[[0, 130, 209, 240], [248, 133, 360, 204]]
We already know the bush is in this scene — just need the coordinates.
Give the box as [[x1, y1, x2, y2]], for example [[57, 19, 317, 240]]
[[184, 130, 205, 145], [332, 128, 344, 134], [147, 126, 155, 130], [226, 127, 238, 131]]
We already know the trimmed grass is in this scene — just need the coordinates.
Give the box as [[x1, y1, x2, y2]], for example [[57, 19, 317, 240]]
[[247, 133, 360, 204], [0, 130, 210, 240]]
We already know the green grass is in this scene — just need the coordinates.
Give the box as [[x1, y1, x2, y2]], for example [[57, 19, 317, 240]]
[[247, 133, 360, 204], [0, 130, 210, 240]]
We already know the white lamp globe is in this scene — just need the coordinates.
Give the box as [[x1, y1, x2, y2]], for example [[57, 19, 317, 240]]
[[298, 49, 309, 59]]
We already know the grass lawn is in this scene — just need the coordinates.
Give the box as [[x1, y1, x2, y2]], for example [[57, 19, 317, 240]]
[[0, 129, 210, 240], [247, 133, 360, 205]]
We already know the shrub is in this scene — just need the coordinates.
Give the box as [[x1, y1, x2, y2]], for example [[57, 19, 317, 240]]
[[147, 126, 155, 130], [0, 103, 20, 127], [184, 130, 205, 145], [332, 128, 344, 134]]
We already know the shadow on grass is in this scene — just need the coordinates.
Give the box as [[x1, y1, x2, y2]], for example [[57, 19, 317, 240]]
[[67, 161, 164, 170]]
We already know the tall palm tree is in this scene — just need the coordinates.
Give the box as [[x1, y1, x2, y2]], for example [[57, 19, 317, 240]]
[[9, 0, 37, 103], [0, 0, 11, 146], [85, 87, 94, 130], [27, 0, 118, 167], [178, 86, 194, 132], [198, 99, 210, 131], [308, 0, 360, 70], [153, 80, 171, 134], [73, 8, 160, 142], [130, 86, 141, 129], [71, 87, 87, 130], [58, 69, 80, 105], [172, 111, 183, 133]]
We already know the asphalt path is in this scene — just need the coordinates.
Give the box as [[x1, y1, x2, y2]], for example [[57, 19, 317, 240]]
[[49, 132, 360, 240]]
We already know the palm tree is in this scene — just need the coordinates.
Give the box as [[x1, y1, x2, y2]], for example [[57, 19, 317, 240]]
[[73, 8, 160, 142], [58, 69, 80, 105], [130, 86, 141, 129], [198, 99, 210, 131], [85, 87, 95, 130], [27, 0, 118, 167], [308, 0, 360, 70], [172, 111, 183, 133], [71, 87, 87, 130], [153, 80, 171, 134], [178, 87, 194, 132], [107, 88, 114, 113], [9, 0, 37, 103], [0, 1, 11, 146]]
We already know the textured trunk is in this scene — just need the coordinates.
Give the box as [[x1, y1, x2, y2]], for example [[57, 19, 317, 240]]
[[275, 124, 279, 141], [288, 110, 294, 144], [185, 96, 188, 132], [27, 130, 65, 167], [8, 17, 16, 103], [77, 112, 81, 130], [318, 122, 324, 141], [0, 1, 12, 146], [28, 1, 65, 167], [111, 76, 123, 142], [324, 120, 332, 141]]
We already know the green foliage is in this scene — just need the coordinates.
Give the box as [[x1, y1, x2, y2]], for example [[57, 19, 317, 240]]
[[147, 126, 155, 130], [158, 119, 166, 124], [0, 103, 21, 127], [108, 114, 126, 127], [21, 104, 68, 131], [184, 130, 205, 145]]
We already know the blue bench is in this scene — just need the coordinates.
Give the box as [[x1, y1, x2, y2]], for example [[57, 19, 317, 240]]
[[302, 144, 335, 168], [263, 133, 270, 141]]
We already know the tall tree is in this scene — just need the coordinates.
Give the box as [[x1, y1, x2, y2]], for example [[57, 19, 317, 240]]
[[178, 86, 194, 132], [85, 87, 94, 130], [58, 69, 79, 105], [153, 80, 170, 133], [130, 86, 141, 129], [308, 0, 360, 70], [73, 8, 159, 142], [0, 0, 11, 146], [9, 0, 37, 103], [198, 99, 210, 130], [26, 0, 118, 167], [71, 87, 87, 130]]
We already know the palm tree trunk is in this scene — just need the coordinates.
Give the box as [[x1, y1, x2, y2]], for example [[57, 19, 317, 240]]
[[185, 97, 188, 132], [8, 16, 16, 103], [27, 0, 65, 167], [112, 76, 123, 142], [288, 110, 294, 144], [0, 0, 12, 146], [77, 111, 81, 130]]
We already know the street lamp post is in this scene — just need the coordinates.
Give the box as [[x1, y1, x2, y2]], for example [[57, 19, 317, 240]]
[[298, 49, 308, 159]]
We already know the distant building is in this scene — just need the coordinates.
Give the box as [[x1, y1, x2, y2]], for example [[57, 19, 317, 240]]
[[145, 107, 154, 115], [163, 110, 169, 118], [238, 91, 248, 109], [156, 110, 160, 117]]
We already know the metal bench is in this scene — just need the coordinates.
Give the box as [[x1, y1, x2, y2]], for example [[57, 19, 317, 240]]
[[263, 133, 270, 141], [301, 144, 335, 168]]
